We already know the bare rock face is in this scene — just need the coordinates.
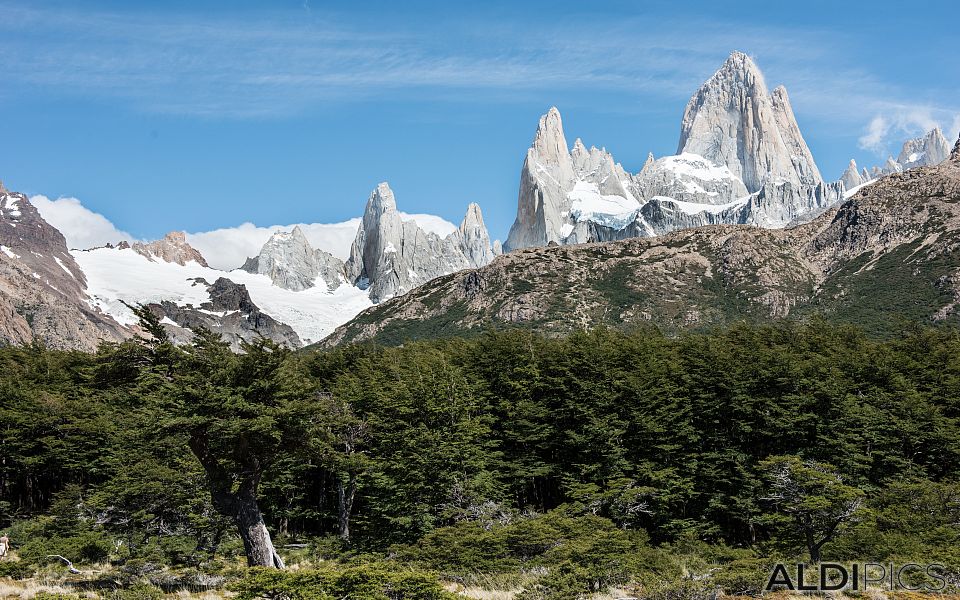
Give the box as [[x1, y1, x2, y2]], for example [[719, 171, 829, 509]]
[[345, 183, 496, 303], [242, 226, 345, 291], [132, 231, 209, 267], [848, 128, 954, 187], [898, 127, 952, 169], [840, 159, 864, 190], [953, 134, 960, 161], [504, 107, 577, 250], [453, 203, 496, 266], [0, 185, 128, 350], [150, 277, 301, 350], [678, 51, 823, 192]]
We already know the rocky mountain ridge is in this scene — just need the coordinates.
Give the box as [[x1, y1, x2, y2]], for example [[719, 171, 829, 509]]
[[324, 134, 960, 347], [841, 127, 953, 190], [0, 182, 129, 350], [504, 51, 846, 252]]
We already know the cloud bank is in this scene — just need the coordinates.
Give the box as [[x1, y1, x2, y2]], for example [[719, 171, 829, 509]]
[[31, 195, 135, 250]]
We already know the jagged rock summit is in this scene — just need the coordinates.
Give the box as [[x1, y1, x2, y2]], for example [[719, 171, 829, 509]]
[[241, 226, 345, 292], [678, 51, 822, 191], [504, 51, 843, 252], [847, 128, 955, 184], [345, 182, 496, 303], [898, 127, 951, 169]]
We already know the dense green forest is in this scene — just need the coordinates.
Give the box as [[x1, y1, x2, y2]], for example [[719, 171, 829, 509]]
[[2, 316, 960, 598]]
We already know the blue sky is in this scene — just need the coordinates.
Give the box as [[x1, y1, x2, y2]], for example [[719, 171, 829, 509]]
[[1, 0, 958, 244]]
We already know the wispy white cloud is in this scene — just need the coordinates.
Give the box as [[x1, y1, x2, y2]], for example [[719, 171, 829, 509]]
[[2, 2, 957, 170], [858, 116, 890, 154], [0, 2, 922, 120]]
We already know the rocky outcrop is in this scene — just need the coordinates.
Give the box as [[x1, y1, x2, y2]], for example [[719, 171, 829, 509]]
[[132, 231, 209, 267], [848, 128, 954, 187], [953, 134, 960, 161], [150, 277, 301, 350], [0, 185, 128, 350], [345, 183, 496, 303], [241, 226, 345, 291], [897, 127, 951, 169], [504, 107, 577, 250], [453, 203, 496, 267], [840, 159, 864, 190]]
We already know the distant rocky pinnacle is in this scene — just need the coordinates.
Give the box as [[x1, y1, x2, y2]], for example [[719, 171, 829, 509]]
[[847, 128, 954, 184], [242, 226, 345, 291], [953, 134, 960, 161], [840, 159, 864, 190], [898, 127, 951, 169], [132, 231, 209, 267], [345, 182, 496, 303]]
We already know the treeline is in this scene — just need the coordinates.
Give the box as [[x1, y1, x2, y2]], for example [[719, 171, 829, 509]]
[[1, 318, 959, 588]]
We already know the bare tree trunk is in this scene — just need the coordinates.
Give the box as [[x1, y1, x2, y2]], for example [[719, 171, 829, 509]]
[[337, 476, 356, 541], [190, 438, 284, 569], [235, 487, 285, 568]]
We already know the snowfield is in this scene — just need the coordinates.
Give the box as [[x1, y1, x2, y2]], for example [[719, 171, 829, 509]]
[[568, 180, 641, 230], [72, 247, 373, 345]]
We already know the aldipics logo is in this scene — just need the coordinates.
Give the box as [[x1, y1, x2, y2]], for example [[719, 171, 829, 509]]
[[765, 563, 947, 592]]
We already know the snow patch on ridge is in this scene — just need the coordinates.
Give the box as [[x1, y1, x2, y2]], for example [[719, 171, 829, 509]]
[[568, 180, 641, 230]]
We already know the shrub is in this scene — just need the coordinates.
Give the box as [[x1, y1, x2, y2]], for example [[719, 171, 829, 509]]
[[17, 531, 113, 565], [231, 565, 457, 600], [108, 584, 164, 600], [0, 559, 33, 579]]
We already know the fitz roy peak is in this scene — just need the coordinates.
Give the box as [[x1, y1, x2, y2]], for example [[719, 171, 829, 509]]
[[677, 51, 821, 191], [505, 51, 845, 251]]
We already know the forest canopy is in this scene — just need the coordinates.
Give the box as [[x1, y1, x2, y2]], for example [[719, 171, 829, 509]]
[[1, 320, 959, 597]]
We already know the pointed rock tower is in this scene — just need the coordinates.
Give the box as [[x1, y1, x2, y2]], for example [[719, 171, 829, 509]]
[[677, 51, 823, 192], [897, 127, 952, 169], [840, 159, 864, 190], [504, 107, 576, 251], [345, 183, 496, 302]]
